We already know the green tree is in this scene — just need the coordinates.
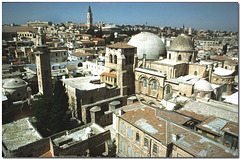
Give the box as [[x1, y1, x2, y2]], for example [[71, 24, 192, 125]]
[[96, 27, 104, 38], [33, 80, 71, 137]]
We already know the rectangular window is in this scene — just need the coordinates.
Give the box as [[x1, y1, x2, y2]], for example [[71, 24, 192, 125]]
[[144, 138, 148, 147], [153, 144, 158, 154], [121, 123, 125, 134], [136, 132, 140, 142], [128, 146, 131, 156], [121, 141, 124, 151], [128, 127, 132, 138]]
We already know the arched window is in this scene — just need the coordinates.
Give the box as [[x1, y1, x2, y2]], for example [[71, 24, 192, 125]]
[[178, 55, 182, 61], [225, 66, 228, 69], [194, 71, 197, 76], [166, 86, 171, 94], [169, 53, 171, 59], [114, 55, 117, 64], [143, 79, 147, 88], [135, 152, 139, 157], [109, 54, 113, 63], [189, 55, 192, 62], [153, 81, 157, 91]]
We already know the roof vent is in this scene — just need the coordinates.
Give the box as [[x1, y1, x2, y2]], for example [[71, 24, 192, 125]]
[[172, 134, 180, 141]]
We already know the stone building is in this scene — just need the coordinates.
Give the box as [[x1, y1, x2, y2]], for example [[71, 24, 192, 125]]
[[16, 26, 37, 42], [35, 45, 52, 95], [87, 5, 93, 29], [114, 102, 238, 157], [2, 117, 53, 157], [101, 42, 137, 96], [50, 123, 113, 157], [2, 78, 32, 112], [130, 33, 229, 107]]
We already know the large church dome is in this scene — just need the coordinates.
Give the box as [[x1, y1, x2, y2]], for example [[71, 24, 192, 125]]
[[169, 34, 195, 51], [128, 32, 166, 60]]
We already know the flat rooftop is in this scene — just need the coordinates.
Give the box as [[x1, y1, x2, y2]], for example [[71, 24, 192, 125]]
[[52, 123, 105, 149], [154, 59, 186, 66], [2, 117, 42, 151], [62, 76, 105, 91]]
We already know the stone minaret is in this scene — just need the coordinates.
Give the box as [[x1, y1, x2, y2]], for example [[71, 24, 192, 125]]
[[35, 45, 52, 96], [182, 24, 185, 34], [36, 27, 46, 46], [87, 5, 93, 29]]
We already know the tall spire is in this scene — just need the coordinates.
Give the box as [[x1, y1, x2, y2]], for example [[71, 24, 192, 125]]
[[88, 5, 92, 13], [87, 5, 93, 29]]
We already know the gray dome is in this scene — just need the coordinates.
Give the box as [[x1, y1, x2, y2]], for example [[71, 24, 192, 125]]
[[169, 34, 195, 51], [194, 79, 213, 92], [128, 32, 166, 59], [3, 78, 27, 89]]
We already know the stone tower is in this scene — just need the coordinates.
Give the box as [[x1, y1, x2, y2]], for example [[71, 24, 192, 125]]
[[182, 24, 185, 34], [87, 5, 93, 29], [36, 27, 46, 46], [35, 45, 52, 95], [102, 42, 137, 96]]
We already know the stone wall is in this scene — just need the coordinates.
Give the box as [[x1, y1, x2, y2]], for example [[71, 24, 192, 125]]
[[3, 138, 52, 157], [53, 130, 111, 157]]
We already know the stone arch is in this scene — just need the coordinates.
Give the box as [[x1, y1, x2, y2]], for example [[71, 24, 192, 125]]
[[114, 55, 117, 64], [139, 98, 146, 104], [109, 54, 113, 63], [194, 71, 197, 76], [149, 77, 160, 91], [148, 101, 156, 107], [78, 62, 83, 67], [165, 85, 172, 95], [189, 55, 192, 62], [178, 54, 182, 61], [110, 69, 116, 74]]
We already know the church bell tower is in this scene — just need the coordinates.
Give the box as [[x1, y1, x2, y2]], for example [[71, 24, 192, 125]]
[[87, 5, 93, 29]]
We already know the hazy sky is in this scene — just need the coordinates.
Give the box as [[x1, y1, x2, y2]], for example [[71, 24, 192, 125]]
[[2, 2, 239, 32]]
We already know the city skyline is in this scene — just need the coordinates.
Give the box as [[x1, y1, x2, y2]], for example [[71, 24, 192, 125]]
[[2, 2, 239, 32], [2, 2, 238, 32]]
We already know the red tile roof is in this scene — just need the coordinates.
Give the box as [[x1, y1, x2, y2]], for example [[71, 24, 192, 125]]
[[16, 26, 38, 33], [100, 72, 116, 78], [11, 61, 25, 65], [107, 42, 136, 49], [197, 116, 225, 136], [71, 52, 93, 57], [119, 103, 237, 157], [211, 56, 237, 64], [176, 110, 207, 122], [39, 150, 54, 157], [81, 41, 95, 44], [92, 38, 105, 41], [174, 131, 236, 158], [222, 122, 238, 136]]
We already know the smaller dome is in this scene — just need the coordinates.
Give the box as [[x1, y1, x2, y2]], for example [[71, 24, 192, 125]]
[[3, 78, 27, 89], [194, 80, 213, 92], [213, 67, 235, 76], [169, 34, 195, 51]]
